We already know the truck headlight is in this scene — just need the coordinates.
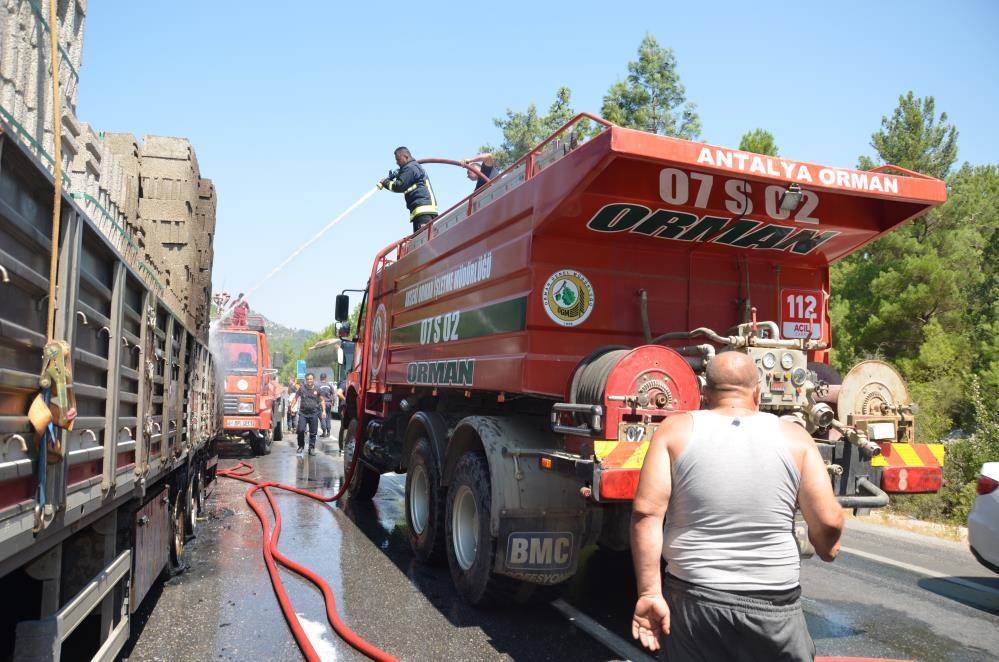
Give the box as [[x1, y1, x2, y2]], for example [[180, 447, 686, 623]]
[[237, 402, 254, 414]]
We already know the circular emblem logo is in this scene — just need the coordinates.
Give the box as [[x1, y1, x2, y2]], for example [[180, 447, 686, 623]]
[[543, 269, 595, 327], [237, 379, 248, 391], [370, 304, 388, 378]]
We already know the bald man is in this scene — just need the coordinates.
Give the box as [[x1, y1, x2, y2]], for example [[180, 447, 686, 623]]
[[630, 351, 843, 660]]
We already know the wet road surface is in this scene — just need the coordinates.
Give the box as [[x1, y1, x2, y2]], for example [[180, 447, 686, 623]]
[[122, 424, 999, 661]]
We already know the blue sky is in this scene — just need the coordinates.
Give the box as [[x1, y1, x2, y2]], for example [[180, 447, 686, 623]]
[[77, 1, 999, 330]]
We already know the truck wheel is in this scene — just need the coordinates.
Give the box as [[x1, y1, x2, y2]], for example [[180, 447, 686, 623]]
[[273, 420, 283, 442], [251, 431, 272, 456], [343, 419, 379, 500], [195, 469, 206, 514], [185, 473, 199, 536], [170, 491, 186, 569], [446, 451, 534, 606], [406, 438, 445, 564]]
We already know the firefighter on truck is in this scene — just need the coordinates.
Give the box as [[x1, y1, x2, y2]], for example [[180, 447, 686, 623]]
[[378, 146, 438, 233]]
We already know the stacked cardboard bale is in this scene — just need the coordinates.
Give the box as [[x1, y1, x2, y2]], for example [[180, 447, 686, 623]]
[[0, 0, 216, 339], [0, 0, 83, 163]]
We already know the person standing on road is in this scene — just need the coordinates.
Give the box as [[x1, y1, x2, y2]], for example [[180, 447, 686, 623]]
[[378, 147, 438, 233], [318, 373, 335, 439], [630, 351, 844, 661], [286, 378, 300, 430], [291, 373, 325, 457]]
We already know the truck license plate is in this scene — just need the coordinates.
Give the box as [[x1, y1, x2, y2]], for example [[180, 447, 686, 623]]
[[505, 532, 574, 571], [227, 418, 257, 428]]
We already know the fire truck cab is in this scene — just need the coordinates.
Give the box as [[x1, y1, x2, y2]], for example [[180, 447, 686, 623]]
[[213, 303, 284, 454]]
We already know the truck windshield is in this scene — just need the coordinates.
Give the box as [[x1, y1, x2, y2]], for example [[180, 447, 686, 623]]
[[221, 332, 259, 373]]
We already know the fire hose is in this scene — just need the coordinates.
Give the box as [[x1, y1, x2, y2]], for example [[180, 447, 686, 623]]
[[218, 451, 398, 662]]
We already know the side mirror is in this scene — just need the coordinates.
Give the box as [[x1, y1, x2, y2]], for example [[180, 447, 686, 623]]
[[337, 322, 351, 339], [272, 352, 286, 369], [334, 294, 349, 322]]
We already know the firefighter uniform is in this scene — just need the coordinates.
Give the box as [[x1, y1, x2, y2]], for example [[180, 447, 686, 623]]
[[382, 160, 438, 232]]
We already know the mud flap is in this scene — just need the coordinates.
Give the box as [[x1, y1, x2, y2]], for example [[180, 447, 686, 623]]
[[495, 514, 582, 584]]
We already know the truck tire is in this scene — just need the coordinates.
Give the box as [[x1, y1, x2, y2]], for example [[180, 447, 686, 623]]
[[445, 451, 536, 606], [251, 431, 272, 456], [170, 491, 186, 570], [195, 468, 206, 515], [185, 472, 199, 536], [406, 437, 445, 564], [343, 419, 379, 500]]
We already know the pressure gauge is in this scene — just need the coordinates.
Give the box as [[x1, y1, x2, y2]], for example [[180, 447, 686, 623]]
[[791, 367, 808, 386], [780, 352, 795, 370], [761, 352, 777, 369]]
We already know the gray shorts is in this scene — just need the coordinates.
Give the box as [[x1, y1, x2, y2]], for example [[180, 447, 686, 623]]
[[663, 575, 815, 661]]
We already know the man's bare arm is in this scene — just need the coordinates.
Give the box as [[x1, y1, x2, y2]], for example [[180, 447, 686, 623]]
[[631, 419, 676, 596], [630, 414, 689, 651], [462, 152, 494, 166], [784, 422, 844, 561]]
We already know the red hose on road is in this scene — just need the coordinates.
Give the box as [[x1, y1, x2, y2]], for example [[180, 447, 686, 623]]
[[218, 452, 398, 662]]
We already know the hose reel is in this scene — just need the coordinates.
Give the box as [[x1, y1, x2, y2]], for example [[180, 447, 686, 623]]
[[567, 345, 699, 438]]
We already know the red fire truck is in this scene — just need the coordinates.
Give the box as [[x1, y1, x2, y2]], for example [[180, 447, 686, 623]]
[[213, 301, 284, 455], [335, 113, 948, 605]]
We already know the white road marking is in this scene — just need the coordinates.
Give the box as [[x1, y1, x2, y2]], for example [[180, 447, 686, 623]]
[[840, 545, 999, 598], [551, 598, 655, 662]]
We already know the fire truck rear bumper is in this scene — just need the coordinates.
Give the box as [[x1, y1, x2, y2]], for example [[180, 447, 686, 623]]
[[873, 442, 944, 493], [531, 449, 637, 502]]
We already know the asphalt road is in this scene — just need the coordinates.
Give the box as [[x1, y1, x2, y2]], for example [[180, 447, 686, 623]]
[[121, 424, 999, 661]]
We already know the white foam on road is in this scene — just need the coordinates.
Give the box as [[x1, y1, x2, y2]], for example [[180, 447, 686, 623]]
[[296, 612, 338, 661]]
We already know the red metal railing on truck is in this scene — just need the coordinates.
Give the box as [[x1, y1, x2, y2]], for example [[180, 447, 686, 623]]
[[400, 113, 615, 256], [357, 239, 403, 420]]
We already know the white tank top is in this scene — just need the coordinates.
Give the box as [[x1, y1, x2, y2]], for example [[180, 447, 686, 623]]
[[663, 410, 802, 591]]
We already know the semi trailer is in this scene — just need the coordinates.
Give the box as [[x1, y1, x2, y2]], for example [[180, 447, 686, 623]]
[[0, 119, 220, 659], [335, 113, 949, 606]]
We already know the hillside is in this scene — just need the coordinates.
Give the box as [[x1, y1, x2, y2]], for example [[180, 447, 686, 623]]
[[254, 310, 315, 347], [250, 309, 317, 365]]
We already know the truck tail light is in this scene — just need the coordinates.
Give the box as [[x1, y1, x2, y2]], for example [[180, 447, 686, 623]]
[[599, 469, 640, 500], [978, 474, 999, 495], [881, 466, 942, 493]]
